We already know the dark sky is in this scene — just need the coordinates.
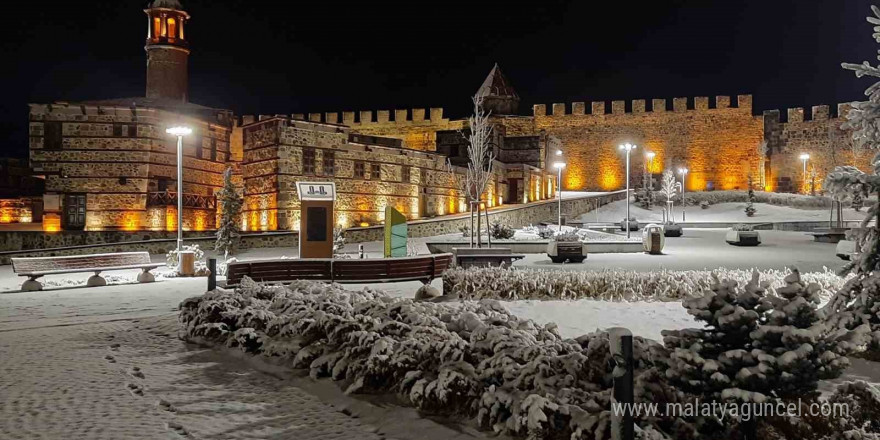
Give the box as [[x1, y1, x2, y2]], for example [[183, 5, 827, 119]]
[[2, 0, 875, 157]]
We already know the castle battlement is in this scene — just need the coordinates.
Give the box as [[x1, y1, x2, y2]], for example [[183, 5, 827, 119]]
[[267, 108, 450, 126], [762, 103, 855, 123], [533, 95, 754, 116]]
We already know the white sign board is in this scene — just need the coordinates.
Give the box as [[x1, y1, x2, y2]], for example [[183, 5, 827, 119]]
[[296, 182, 337, 201]]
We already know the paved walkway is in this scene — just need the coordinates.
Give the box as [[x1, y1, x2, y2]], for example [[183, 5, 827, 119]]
[[0, 315, 386, 440]]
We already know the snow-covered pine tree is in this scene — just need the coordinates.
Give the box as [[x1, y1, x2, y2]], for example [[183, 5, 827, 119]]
[[822, 4, 880, 355], [749, 270, 849, 398], [745, 174, 756, 217], [215, 167, 242, 259]]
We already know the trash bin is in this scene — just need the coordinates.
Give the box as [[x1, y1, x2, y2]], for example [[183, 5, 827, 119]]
[[178, 250, 196, 276], [642, 224, 665, 255]]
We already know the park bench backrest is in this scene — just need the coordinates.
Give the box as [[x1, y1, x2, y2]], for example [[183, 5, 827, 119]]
[[453, 247, 512, 256], [226, 254, 454, 286], [12, 252, 154, 274]]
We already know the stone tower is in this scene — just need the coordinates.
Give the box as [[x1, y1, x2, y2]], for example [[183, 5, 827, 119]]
[[477, 63, 520, 115], [144, 0, 190, 102]]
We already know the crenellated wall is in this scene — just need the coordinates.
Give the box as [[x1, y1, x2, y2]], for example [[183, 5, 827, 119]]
[[502, 95, 763, 191], [262, 108, 467, 152], [763, 103, 872, 193], [239, 117, 534, 231]]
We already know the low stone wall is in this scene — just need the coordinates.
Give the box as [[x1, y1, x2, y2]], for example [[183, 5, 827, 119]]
[[0, 232, 297, 265], [345, 191, 629, 243], [0, 192, 626, 264]]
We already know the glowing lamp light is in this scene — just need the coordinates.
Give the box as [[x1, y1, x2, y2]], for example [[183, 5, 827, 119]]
[[645, 151, 656, 159], [359, 222, 370, 228], [678, 167, 689, 175], [553, 161, 566, 169], [166, 126, 193, 136], [618, 143, 637, 151], [555, 150, 563, 156], [799, 153, 810, 161]]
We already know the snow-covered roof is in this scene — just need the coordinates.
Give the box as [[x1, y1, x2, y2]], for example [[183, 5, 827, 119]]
[[148, 0, 183, 9]]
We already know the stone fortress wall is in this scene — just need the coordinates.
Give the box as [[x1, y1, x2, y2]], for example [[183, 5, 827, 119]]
[[239, 116, 532, 231], [29, 102, 233, 231], [763, 104, 873, 193]]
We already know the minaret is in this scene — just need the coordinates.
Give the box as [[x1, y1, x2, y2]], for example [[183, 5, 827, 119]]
[[477, 63, 520, 115], [144, 0, 190, 102]]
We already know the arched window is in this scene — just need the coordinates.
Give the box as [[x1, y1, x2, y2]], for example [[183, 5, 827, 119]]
[[167, 17, 176, 41], [153, 17, 161, 40]]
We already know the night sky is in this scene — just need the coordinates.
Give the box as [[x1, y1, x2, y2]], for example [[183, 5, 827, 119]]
[[2, 0, 876, 157]]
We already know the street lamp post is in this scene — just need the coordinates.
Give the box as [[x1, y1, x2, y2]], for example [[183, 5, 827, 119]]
[[553, 161, 566, 231], [799, 153, 810, 194], [678, 168, 689, 222], [645, 151, 656, 205], [619, 143, 637, 238], [166, 126, 192, 259]]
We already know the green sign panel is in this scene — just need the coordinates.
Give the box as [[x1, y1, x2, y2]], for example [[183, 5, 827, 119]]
[[384, 207, 408, 258]]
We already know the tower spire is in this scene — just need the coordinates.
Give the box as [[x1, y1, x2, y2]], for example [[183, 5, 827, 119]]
[[477, 63, 520, 115], [144, 0, 190, 102]]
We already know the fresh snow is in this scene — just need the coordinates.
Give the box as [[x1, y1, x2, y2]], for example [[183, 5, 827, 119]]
[[579, 199, 868, 224]]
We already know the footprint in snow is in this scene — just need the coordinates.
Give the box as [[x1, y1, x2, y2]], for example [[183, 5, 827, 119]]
[[126, 382, 144, 397], [128, 367, 145, 379], [104, 354, 116, 363], [109, 343, 120, 351], [158, 399, 176, 413], [166, 421, 189, 437]]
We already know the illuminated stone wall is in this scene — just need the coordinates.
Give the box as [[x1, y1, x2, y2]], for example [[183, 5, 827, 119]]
[[240, 117, 525, 231], [0, 199, 34, 223], [501, 96, 764, 192], [288, 108, 465, 152], [763, 104, 873, 193], [29, 102, 232, 231]]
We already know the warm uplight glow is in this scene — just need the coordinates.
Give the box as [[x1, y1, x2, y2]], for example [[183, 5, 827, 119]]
[[166, 207, 178, 232], [43, 214, 61, 233], [166, 126, 192, 136], [193, 211, 208, 231], [359, 222, 370, 228], [122, 212, 140, 231]]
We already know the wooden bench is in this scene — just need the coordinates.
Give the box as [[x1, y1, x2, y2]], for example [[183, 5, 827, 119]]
[[452, 247, 525, 268], [12, 251, 164, 291], [225, 253, 454, 287]]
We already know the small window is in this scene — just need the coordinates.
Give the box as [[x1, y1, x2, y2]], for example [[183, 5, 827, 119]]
[[210, 138, 217, 161], [44, 122, 62, 150], [323, 150, 335, 176], [167, 17, 177, 41], [371, 164, 381, 180], [153, 17, 161, 39], [196, 143, 203, 159], [354, 161, 365, 179], [303, 148, 316, 175], [113, 125, 123, 137], [158, 178, 170, 192], [401, 165, 410, 183], [127, 124, 137, 137]]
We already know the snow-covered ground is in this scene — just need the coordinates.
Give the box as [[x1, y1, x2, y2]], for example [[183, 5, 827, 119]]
[[579, 199, 868, 224]]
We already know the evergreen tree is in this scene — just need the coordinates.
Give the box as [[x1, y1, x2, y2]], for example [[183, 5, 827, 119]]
[[745, 174, 756, 217], [215, 168, 242, 259], [823, 5, 880, 354], [664, 270, 849, 406]]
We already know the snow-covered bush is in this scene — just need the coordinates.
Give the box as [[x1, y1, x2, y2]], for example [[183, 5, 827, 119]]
[[663, 271, 855, 436], [651, 190, 842, 210], [459, 225, 470, 238], [489, 221, 515, 240], [732, 223, 755, 232], [700, 200, 710, 210], [554, 231, 580, 242], [332, 228, 347, 258], [178, 279, 686, 439], [442, 266, 847, 302]]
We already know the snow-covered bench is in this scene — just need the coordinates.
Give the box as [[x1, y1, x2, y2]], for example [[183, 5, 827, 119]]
[[12, 251, 163, 291], [225, 253, 454, 287]]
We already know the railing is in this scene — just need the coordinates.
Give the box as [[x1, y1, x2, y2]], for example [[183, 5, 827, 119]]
[[147, 191, 217, 210]]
